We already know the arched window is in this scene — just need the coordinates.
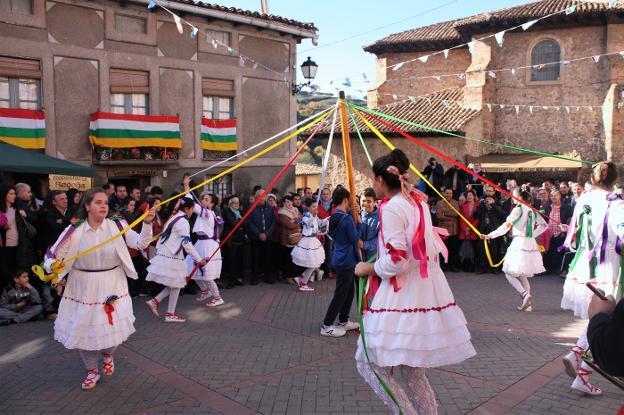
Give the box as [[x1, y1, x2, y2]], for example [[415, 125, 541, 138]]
[[531, 39, 561, 81]]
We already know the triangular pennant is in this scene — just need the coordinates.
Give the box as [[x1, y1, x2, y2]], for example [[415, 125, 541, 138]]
[[515, 105, 520, 114], [511, 68, 516, 76], [343, 78, 352, 87], [239, 55, 245, 66], [576, 107, 580, 112], [147, 0, 158, 9], [592, 55, 601, 63], [191, 26, 198, 39], [555, 106, 560, 111], [609, 0, 619, 8], [500, 104, 505, 109], [467, 41, 475, 55], [173, 15, 184, 34], [227, 47, 234, 56], [458, 73, 466, 80], [620, 51, 624, 59], [486, 70, 496, 78], [392, 94, 398, 100], [211, 38, 218, 48], [487, 104, 492, 112], [442, 100, 449, 108], [443, 49, 449, 59], [418, 55, 429, 63], [522, 20, 537, 31], [588, 106, 593, 112], [565, 5, 576, 15], [565, 106, 570, 113], [562, 60, 572, 66], [253, 62, 258, 70], [435, 75, 442, 81], [494, 31, 505, 47], [542, 106, 548, 110], [392, 62, 404, 71], [362, 73, 368, 80], [529, 106, 533, 113]]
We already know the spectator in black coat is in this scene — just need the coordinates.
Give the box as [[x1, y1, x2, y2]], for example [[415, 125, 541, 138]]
[[108, 184, 128, 214], [42, 190, 71, 249], [221, 196, 250, 288], [588, 294, 624, 377], [246, 189, 277, 284], [422, 157, 444, 198], [65, 188, 81, 218], [473, 192, 506, 274], [444, 164, 469, 199]]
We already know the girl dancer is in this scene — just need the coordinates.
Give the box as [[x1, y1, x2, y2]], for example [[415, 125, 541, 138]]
[[291, 199, 328, 291], [146, 198, 206, 323], [44, 188, 155, 390], [481, 190, 547, 312], [183, 179, 224, 307], [561, 162, 624, 395], [354, 149, 475, 415]]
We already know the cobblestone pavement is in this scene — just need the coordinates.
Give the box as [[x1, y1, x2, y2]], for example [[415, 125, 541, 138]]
[[0, 272, 622, 414]]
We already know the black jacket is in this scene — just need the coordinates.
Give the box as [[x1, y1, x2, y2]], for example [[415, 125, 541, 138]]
[[474, 200, 506, 233], [544, 204, 573, 226], [588, 299, 624, 376], [222, 207, 248, 246], [43, 208, 71, 249], [444, 167, 468, 196]]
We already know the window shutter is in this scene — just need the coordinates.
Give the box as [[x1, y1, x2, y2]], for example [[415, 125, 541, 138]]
[[202, 78, 234, 97], [0, 56, 41, 79], [110, 69, 149, 94]]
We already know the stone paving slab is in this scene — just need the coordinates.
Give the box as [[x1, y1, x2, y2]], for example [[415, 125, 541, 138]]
[[0, 273, 622, 414]]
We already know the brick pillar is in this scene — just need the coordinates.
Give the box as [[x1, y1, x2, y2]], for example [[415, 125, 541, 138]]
[[367, 57, 387, 109]]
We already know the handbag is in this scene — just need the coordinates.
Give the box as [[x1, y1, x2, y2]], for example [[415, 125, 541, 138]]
[[22, 218, 37, 239], [288, 232, 302, 245]]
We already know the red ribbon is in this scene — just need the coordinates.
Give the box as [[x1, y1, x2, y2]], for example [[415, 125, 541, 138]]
[[104, 303, 114, 326]]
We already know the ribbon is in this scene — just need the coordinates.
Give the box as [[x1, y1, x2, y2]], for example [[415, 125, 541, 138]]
[[104, 295, 118, 326]]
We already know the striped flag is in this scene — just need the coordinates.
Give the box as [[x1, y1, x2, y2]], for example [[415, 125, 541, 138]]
[[201, 118, 237, 151], [89, 112, 181, 148], [0, 108, 46, 149]]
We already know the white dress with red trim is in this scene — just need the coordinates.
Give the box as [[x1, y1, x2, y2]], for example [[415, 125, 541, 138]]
[[146, 212, 203, 288], [44, 218, 153, 351], [185, 203, 223, 281], [356, 192, 476, 368], [291, 213, 327, 268], [561, 190, 624, 319], [488, 204, 547, 277]]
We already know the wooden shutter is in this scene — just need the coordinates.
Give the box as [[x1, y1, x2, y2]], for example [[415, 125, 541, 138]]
[[110, 69, 149, 94], [202, 78, 234, 97], [0, 56, 41, 79]]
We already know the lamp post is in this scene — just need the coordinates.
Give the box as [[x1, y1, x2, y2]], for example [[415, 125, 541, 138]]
[[292, 56, 318, 95]]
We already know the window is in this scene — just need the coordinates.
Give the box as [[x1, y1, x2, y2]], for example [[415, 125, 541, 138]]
[[531, 39, 561, 82], [202, 78, 235, 159], [115, 13, 146, 34], [0, 56, 41, 109], [0, 0, 33, 14], [109, 69, 149, 115], [204, 174, 232, 201], [206, 30, 231, 48]]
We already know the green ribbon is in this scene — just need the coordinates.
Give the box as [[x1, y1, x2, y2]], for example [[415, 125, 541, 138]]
[[356, 254, 404, 415], [347, 102, 594, 165], [348, 106, 373, 167], [569, 205, 597, 279], [510, 205, 534, 237]]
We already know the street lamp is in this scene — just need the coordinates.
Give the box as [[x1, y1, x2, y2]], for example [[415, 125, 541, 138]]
[[292, 56, 318, 95]]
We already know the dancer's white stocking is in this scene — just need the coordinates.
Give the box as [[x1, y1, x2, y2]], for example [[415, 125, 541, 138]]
[[505, 274, 527, 296]]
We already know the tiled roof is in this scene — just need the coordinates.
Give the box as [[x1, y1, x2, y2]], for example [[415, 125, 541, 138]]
[[164, 0, 317, 31], [313, 88, 479, 136], [295, 162, 322, 175], [364, 0, 624, 54]]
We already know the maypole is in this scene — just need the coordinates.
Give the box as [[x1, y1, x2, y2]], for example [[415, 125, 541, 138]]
[[338, 91, 358, 220]]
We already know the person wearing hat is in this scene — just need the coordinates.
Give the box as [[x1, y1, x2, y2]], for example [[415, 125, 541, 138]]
[[422, 157, 444, 198]]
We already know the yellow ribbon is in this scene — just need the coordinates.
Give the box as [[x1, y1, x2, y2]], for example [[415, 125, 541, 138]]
[[352, 108, 504, 268], [39, 111, 331, 280]]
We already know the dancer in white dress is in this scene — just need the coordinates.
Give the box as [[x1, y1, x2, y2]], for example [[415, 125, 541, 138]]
[[145, 198, 206, 323], [183, 179, 224, 307], [482, 190, 547, 312], [291, 199, 328, 291], [354, 149, 475, 415], [44, 188, 155, 390], [560, 161, 624, 395]]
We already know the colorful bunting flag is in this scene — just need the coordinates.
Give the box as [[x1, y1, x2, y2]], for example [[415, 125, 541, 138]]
[[592, 55, 601, 63], [487, 104, 492, 112], [565, 5, 576, 15], [227, 47, 234, 55], [522, 20, 537, 30], [515, 106, 520, 114], [418, 55, 429, 63], [494, 31, 505, 47], [486, 70, 496, 78], [147, 0, 157, 10], [211, 38, 218, 48], [467, 41, 475, 55], [191, 26, 198, 39], [443, 49, 449, 59], [173, 15, 183, 34], [392, 62, 404, 71]]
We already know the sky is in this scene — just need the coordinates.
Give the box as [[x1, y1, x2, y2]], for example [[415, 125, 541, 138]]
[[208, 0, 531, 97]]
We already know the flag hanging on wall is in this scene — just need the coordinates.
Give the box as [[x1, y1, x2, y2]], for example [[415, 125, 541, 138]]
[[0, 108, 46, 149], [200, 118, 237, 151], [89, 112, 181, 148]]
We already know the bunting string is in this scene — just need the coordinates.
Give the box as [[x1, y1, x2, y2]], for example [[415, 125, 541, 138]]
[[147, 1, 293, 86]]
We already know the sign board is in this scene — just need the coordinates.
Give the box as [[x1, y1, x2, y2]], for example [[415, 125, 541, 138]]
[[48, 175, 93, 191], [107, 169, 158, 178]]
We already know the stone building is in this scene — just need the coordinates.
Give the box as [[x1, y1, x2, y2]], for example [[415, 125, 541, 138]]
[[0, 0, 316, 198], [324, 0, 624, 184]]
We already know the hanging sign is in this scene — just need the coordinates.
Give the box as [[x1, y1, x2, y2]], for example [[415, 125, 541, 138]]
[[48, 175, 93, 191]]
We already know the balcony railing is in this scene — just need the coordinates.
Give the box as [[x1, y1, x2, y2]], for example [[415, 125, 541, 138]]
[[93, 145, 179, 163]]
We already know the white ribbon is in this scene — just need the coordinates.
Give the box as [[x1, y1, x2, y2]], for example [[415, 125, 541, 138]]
[[316, 104, 339, 205]]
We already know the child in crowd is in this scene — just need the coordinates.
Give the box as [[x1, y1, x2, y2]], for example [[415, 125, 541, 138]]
[[291, 199, 328, 291], [146, 198, 206, 323], [359, 187, 379, 262], [0, 270, 43, 325], [320, 185, 361, 337]]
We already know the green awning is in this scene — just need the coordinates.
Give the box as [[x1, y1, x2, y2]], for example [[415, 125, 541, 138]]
[[0, 142, 95, 177]]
